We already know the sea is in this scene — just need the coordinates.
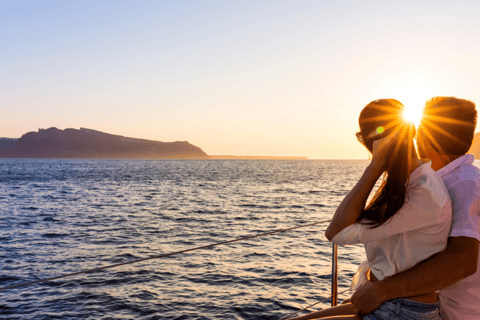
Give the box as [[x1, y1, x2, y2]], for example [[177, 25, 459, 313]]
[[0, 159, 374, 320]]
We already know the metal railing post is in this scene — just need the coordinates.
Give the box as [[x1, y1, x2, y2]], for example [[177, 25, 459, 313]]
[[331, 243, 338, 306]]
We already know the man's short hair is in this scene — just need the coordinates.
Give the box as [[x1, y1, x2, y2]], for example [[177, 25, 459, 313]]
[[420, 96, 477, 156]]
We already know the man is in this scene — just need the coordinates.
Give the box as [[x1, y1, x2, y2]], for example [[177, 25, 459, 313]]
[[351, 97, 480, 319]]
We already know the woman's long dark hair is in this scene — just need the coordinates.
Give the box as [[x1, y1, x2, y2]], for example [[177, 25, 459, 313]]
[[356, 99, 416, 228]]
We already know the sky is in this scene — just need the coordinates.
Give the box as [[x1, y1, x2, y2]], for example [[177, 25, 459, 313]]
[[2, 0, 480, 159]]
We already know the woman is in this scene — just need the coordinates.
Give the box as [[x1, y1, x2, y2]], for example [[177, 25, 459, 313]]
[[290, 99, 451, 320]]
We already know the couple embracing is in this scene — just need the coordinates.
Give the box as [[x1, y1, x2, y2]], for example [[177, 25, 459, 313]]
[[291, 97, 480, 320]]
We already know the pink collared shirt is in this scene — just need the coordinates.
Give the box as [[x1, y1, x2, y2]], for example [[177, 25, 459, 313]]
[[437, 154, 480, 320]]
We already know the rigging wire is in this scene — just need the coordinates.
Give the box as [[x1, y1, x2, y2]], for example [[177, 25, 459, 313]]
[[0, 219, 331, 292]]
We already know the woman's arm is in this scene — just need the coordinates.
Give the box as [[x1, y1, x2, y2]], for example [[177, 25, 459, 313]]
[[324, 164, 383, 240], [325, 135, 394, 241]]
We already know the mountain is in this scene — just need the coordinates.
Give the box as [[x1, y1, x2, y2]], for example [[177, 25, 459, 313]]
[[0, 127, 209, 159], [468, 132, 480, 159], [0, 138, 18, 153]]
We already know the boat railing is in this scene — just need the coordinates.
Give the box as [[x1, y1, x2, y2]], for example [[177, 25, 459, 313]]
[[331, 243, 338, 306]]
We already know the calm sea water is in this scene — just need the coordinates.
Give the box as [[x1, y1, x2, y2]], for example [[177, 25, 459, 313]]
[[0, 159, 370, 320]]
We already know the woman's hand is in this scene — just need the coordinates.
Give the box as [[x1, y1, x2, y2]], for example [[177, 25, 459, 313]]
[[369, 133, 400, 173]]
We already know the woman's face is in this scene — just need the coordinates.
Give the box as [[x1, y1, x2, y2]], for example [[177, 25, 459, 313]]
[[358, 100, 406, 153], [357, 126, 388, 154]]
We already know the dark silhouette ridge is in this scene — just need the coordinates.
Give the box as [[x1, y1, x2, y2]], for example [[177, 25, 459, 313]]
[[0, 127, 209, 159]]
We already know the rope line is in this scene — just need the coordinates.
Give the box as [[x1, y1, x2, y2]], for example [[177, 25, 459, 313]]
[[0, 219, 331, 292], [279, 288, 351, 320]]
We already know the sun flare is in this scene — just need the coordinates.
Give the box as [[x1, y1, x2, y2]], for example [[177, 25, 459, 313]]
[[402, 105, 423, 127]]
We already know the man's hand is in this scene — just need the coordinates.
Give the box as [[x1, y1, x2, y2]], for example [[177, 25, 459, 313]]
[[350, 281, 387, 315]]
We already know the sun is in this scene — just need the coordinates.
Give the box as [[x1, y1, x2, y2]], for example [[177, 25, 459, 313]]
[[402, 105, 423, 127]]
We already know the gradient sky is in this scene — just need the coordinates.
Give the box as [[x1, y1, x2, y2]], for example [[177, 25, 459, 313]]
[[2, 0, 480, 159]]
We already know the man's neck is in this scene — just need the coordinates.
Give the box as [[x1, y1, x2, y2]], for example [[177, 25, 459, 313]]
[[430, 153, 463, 171]]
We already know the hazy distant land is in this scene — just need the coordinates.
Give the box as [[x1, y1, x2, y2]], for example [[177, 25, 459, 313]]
[[209, 155, 308, 160], [0, 128, 308, 159], [211, 132, 480, 160]]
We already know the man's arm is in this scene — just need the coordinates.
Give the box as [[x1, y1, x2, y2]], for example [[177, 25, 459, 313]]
[[351, 236, 479, 315]]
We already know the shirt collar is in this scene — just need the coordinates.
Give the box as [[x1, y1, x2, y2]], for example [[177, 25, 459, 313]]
[[436, 154, 475, 178], [410, 160, 432, 182]]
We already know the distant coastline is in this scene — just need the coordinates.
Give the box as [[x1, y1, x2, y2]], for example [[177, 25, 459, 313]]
[[209, 155, 308, 160], [0, 127, 208, 159], [0, 128, 308, 159], [4, 128, 480, 160]]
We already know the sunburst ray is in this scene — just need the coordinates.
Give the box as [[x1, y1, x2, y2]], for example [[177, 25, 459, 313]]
[[422, 114, 475, 128], [360, 114, 402, 123], [417, 121, 446, 153], [422, 119, 469, 147]]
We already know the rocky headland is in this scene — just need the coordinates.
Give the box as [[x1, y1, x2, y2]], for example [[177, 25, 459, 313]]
[[0, 127, 209, 159]]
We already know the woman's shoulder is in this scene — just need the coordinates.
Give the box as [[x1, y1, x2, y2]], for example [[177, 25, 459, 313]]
[[407, 162, 450, 206], [409, 161, 441, 186]]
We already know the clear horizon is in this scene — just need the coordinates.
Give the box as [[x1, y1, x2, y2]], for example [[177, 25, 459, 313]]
[[2, 1, 480, 159]]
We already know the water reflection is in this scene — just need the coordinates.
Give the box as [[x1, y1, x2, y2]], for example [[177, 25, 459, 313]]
[[0, 159, 371, 319]]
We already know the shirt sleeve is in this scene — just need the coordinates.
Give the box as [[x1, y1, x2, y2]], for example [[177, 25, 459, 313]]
[[448, 179, 480, 241], [330, 222, 362, 245], [331, 173, 450, 246]]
